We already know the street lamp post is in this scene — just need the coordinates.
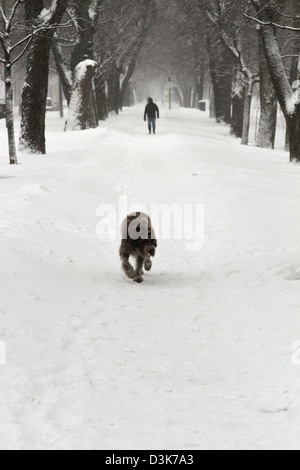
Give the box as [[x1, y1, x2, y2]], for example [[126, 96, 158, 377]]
[[168, 77, 172, 110]]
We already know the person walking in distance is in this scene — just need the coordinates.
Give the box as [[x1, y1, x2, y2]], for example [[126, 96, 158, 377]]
[[144, 97, 159, 134]]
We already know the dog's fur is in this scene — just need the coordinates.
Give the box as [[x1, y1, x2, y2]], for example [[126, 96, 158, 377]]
[[119, 212, 157, 283]]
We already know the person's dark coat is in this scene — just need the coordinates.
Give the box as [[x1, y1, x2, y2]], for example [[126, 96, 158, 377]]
[[144, 101, 159, 120]]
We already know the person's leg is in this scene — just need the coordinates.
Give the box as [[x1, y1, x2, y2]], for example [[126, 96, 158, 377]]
[[147, 117, 152, 133], [153, 118, 156, 134]]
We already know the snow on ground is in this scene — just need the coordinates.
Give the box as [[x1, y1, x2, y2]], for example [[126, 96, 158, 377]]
[[0, 105, 299, 450]]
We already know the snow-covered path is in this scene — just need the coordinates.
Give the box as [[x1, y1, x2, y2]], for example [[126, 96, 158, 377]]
[[0, 106, 299, 449]]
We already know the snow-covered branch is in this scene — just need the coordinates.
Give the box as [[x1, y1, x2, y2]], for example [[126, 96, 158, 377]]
[[0, 20, 72, 65], [244, 13, 300, 32], [10, 37, 33, 65], [38, 0, 62, 25], [7, 0, 24, 31], [0, 34, 6, 62], [88, 0, 103, 22], [0, 5, 8, 27]]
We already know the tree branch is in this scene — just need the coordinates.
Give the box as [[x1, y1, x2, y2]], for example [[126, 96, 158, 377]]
[[244, 13, 300, 32], [206, 8, 253, 81], [9, 20, 72, 53], [10, 31, 34, 52], [0, 5, 8, 27], [11, 36, 33, 65], [0, 29, 7, 59], [7, 0, 24, 33]]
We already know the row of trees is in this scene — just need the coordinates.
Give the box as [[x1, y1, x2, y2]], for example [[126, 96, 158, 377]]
[[202, 0, 300, 161], [0, 0, 299, 163], [133, 0, 299, 161], [0, 0, 157, 164]]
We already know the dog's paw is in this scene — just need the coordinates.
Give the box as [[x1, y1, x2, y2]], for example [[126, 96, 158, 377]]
[[125, 272, 135, 280], [123, 267, 135, 279], [144, 259, 152, 272], [134, 276, 144, 283]]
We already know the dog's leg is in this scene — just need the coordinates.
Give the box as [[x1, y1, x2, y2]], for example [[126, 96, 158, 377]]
[[134, 256, 144, 283], [144, 258, 152, 272], [120, 248, 135, 280]]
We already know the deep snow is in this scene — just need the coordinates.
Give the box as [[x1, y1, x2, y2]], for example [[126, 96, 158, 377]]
[[0, 105, 299, 450]]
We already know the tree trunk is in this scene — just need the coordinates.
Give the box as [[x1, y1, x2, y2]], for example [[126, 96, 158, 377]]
[[173, 86, 183, 107], [257, 37, 277, 149], [65, 60, 98, 131], [19, 36, 50, 153], [209, 86, 216, 119], [209, 67, 232, 123], [5, 65, 17, 164], [206, 29, 232, 124], [51, 34, 72, 105], [120, 56, 141, 109], [182, 84, 192, 108], [197, 66, 205, 102], [285, 53, 299, 150], [1, 14, 17, 165], [287, 105, 300, 162], [70, 0, 100, 73], [123, 84, 131, 107], [231, 81, 245, 138], [19, 0, 68, 154], [253, 0, 300, 161], [89, 80, 98, 128], [192, 66, 205, 109], [241, 78, 255, 146], [107, 64, 121, 114], [58, 77, 64, 118], [120, 62, 135, 109], [95, 79, 109, 121], [123, 81, 135, 107]]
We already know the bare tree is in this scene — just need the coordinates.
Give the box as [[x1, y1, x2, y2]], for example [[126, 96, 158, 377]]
[[93, 0, 157, 114], [119, 0, 157, 110], [52, 0, 138, 123], [133, 0, 208, 112], [205, 2, 259, 145], [51, 32, 72, 105], [0, 0, 25, 164], [0, 0, 65, 163], [250, 0, 300, 162]]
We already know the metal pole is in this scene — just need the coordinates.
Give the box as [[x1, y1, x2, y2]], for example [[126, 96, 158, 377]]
[[168, 77, 172, 110]]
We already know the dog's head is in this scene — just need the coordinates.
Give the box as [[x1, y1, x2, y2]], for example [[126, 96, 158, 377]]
[[144, 239, 157, 258], [134, 236, 157, 259], [123, 212, 157, 258]]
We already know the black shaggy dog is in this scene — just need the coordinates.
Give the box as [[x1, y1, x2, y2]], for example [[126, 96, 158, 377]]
[[119, 212, 157, 283]]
